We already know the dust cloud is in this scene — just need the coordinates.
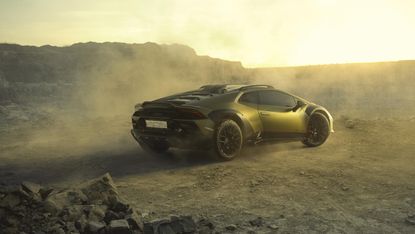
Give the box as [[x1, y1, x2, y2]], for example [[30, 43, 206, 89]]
[[0, 42, 248, 161], [1, 42, 414, 163], [250, 61, 415, 118]]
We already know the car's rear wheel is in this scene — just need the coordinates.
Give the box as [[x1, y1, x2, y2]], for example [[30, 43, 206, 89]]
[[302, 112, 330, 147], [214, 120, 243, 160], [137, 137, 170, 154]]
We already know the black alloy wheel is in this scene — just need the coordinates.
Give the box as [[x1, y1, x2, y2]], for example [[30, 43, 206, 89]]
[[214, 120, 243, 160], [302, 112, 330, 147]]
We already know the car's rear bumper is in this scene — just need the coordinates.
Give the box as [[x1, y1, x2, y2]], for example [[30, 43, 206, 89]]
[[131, 118, 215, 150]]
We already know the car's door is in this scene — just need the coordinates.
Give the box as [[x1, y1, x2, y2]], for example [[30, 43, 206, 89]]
[[237, 91, 262, 135], [258, 90, 304, 138]]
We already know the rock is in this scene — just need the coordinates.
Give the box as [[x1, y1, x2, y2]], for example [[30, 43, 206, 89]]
[[111, 199, 130, 213], [39, 187, 54, 200], [87, 220, 106, 233], [225, 224, 237, 231], [109, 219, 131, 234], [0, 207, 6, 220], [341, 186, 350, 191], [5, 214, 19, 227], [406, 214, 415, 225], [158, 223, 176, 234], [125, 212, 144, 231], [180, 215, 197, 233], [88, 205, 107, 222], [75, 215, 88, 232], [2, 227, 18, 233], [42, 198, 61, 215], [0, 193, 21, 209], [249, 217, 263, 227], [50, 225, 65, 234], [104, 210, 122, 224], [67, 190, 88, 205], [21, 181, 42, 195], [143, 221, 155, 233], [80, 173, 118, 206], [46, 189, 86, 210], [15, 186, 33, 201], [345, 120, 356, 129], [65, 221, 77, 233], [0, 175, 142, 234], [268, 224, 279, 230], [145, 218, 172, 234], [197, 218, 215, 230], [64, 205, 85, 222]]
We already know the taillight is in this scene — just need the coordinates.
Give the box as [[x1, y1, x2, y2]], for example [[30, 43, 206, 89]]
[[177, 108, 206, 119]]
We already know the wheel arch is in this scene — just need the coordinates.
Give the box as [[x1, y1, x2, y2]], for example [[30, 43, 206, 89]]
[[208, 109, 254, 140], [306, 105, 334, 132]]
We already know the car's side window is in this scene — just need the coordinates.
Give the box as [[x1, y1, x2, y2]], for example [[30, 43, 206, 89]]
[[239, 91, 258, 104], [259, 90, 296, 107]]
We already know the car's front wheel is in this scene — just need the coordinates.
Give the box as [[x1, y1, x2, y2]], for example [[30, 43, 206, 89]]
[[213, 120, 243, 160], [302, 112, 330, 147], [137, 137, 170, 154]]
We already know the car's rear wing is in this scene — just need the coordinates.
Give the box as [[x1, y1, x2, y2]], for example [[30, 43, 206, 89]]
[[238, 85, 274, 91]]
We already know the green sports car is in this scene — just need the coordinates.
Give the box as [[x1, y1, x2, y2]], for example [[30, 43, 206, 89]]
[[131, 84, 334, 160]]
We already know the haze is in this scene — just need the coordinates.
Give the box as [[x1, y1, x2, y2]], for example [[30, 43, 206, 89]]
[[1, 0, 414, 67]]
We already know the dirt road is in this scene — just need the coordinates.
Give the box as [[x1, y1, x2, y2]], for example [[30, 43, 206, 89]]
[[1, 117, 415, 233]]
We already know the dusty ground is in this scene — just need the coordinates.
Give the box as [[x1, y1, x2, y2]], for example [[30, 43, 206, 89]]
[[1, 116, 415, 233]]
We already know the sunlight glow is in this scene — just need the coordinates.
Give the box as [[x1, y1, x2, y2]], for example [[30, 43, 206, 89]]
[[0, 0, 414, 67]]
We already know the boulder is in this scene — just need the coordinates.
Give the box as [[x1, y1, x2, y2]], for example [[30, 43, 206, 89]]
[[21, 181, 41, 195], [177, 215, 196, 233], [104, 210, 122, 224], [406, 214, 415, 225], [125, 211, 144, 231], [109, 219, 131, 234], [75, 215, 88, 232], [345, 119, 356, 129], [226, 224, 237, 231], [87, 205, 107, 222], [87, 220, 106, 233], [0, 193, 21, 209], [42, 198, 61, 215], [145, 216, 198, 234], [0, 174, 147, 234], [39, 187, 54, 200], [80, 173, 118, 206], [249, 217, 263, 227]]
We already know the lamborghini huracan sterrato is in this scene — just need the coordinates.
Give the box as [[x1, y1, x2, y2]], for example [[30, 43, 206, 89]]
[[131, 84, 334, 160]]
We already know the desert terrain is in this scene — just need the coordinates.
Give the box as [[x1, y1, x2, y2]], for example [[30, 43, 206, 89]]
[[1, 43, 415, 233]]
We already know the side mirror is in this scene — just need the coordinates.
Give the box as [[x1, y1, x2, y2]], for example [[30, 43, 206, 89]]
[[292, 100, 306, 112]]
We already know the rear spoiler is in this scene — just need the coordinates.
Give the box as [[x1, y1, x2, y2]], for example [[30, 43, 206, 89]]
[[142, 101, 177, 108]]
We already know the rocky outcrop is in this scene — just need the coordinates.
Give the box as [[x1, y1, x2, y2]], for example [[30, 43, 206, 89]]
[[0, 173, 219, 234], [0, 173, 143, 234]]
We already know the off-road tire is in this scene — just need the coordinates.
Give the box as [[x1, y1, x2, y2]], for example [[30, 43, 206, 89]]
[[213, 119, 243, 160], [302, 112, 330, 147]]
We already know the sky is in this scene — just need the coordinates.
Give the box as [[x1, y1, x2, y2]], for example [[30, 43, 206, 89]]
[[0, 0, 414, 67]]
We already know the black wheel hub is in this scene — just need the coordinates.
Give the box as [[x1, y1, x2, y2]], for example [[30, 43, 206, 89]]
[[217, 125, 241, 156], [307, 116, 328, 145]]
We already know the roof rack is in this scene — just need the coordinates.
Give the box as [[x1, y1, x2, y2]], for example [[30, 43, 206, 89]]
[[238, 85, 274, 91]]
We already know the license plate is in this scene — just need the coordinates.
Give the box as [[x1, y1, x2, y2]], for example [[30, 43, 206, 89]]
[[145, 120, 167, 129]]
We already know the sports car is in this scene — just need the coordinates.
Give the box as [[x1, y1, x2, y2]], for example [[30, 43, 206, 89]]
[[131, 84, 334, 160]]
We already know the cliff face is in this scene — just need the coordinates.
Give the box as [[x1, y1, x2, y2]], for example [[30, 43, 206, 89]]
[[0, 42, 248, 107]]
